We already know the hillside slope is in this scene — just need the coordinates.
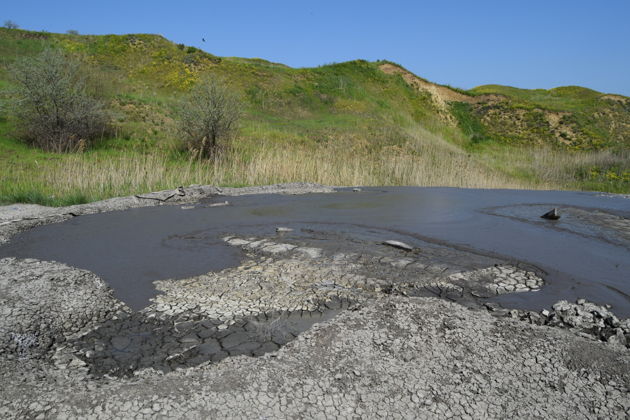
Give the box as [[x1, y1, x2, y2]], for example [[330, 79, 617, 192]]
[[379, 62, 630, 149], [2, 28, 627, 150], [0, 28, 628, 204]]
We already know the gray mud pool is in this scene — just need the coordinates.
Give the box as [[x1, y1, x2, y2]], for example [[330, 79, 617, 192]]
[[1, 187, 629, 315]]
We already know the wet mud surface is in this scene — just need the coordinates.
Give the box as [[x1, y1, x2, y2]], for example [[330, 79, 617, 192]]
[[0, 199, 245, 310], [1, 187, 628, 315], [486, 203, 630, 251], [68, 303, 344, 377]]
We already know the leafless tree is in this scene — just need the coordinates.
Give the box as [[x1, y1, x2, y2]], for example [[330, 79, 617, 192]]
[[66, 29, 79, 35], [178, 77, 241, 158], [8, 48, 109, 152], [3, 20, 19, 29]]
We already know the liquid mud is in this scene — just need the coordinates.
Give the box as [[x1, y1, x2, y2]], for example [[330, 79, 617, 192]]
[[1, 187, 628, 315]]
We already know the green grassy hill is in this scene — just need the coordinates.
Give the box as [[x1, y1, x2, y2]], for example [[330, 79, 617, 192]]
[[468, 84, 630, 149], [0, 28, 628, 205]]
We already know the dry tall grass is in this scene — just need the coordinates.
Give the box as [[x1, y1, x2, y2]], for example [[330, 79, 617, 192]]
[[6, 129, 628, 206], [529, 148, 630, 185], [483, 146, 630, 192], [12, 140, 530, 202]]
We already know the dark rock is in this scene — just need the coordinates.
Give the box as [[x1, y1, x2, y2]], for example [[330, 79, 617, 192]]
[[541, 208, 560, 220]]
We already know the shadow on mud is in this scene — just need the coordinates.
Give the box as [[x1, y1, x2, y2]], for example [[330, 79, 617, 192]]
[[71, 298, 351, 377]]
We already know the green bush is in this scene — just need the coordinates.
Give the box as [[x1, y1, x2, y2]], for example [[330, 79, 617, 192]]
[[177, 77, 242, 158], [8, 48, 110, 152]]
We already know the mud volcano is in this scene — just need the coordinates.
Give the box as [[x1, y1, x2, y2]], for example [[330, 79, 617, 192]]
[[1, 187, 628, 315], [2, 185, 630, 419]]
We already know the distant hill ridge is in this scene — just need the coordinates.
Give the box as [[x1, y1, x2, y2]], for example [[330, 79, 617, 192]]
[[379, 62, 629, 148], [0, 27, 628, 150]]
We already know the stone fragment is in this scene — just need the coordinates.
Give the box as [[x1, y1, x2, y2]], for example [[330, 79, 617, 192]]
[[541, 208, 560, 220], [382, 240, 413, 251], [608, 330, 627, 347]]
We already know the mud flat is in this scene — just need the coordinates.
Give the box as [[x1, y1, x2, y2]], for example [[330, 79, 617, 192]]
[[0, 184, 629, 418]]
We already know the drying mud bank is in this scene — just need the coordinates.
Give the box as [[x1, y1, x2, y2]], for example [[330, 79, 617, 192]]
[[0, 184, 629, 418]]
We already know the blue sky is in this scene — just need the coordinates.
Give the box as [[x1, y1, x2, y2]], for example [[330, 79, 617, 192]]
[[4, 0, 629, 95]]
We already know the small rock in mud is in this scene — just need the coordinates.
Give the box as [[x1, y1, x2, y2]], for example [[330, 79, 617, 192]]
[[383, 240, 413, 251], [541, 208, 561, 220], [207, 201, 229, 207]]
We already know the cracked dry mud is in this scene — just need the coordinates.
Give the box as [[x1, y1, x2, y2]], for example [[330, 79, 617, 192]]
[[1, 184, 629, 419]]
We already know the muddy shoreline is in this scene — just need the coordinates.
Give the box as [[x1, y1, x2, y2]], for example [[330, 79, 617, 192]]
[[1, 184, 629, 418], [0, 183, 336, 245]]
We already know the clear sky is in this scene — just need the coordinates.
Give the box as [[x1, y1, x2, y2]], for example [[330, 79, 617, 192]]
[[3, 0, 629, 95]]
